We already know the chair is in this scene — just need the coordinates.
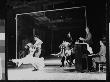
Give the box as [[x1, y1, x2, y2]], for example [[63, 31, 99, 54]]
[[92, 55, 106, 72], [98, 62, 106, 72]]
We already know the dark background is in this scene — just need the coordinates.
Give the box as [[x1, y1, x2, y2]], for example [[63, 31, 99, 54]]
[[6, 0, 107, 59], [17, 8, 86, 58]]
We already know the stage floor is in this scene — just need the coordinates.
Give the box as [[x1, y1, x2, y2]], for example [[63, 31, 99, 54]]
[[8, 58, 106, 80]]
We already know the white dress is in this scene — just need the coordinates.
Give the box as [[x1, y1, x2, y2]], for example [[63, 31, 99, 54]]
[[65, 49, 71, 56], [21, 45, 36, 64], [62, 42, 70, 49]]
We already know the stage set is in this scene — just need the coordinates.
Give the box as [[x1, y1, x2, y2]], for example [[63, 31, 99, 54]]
[[7, 6, 106, 80]]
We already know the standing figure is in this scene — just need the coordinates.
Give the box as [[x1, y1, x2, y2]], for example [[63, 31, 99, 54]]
[[79, 27, 92, 45], [65, 32, 75, 66], [33, 36, 43, 58], [59, 41, 70, 67]]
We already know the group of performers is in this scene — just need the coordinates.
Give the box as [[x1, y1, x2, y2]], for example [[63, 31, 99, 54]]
[[12, 35, 44, 71], [11, 26, 106, 72], [52, 27, 106, 72]]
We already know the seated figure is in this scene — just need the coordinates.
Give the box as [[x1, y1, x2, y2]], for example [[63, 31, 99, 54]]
[[92, 41, 106, 70]]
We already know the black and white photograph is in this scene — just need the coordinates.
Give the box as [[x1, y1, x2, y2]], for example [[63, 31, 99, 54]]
[[7, 0, 108, 80]]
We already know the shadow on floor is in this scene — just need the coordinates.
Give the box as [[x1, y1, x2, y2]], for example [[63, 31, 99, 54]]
[[63, 69, 76, 72]]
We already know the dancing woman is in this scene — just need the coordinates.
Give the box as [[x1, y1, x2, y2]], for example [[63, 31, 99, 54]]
[[14, 43, 36, 67], [59, 41, 71, 67], [33, 36, 43, 58], [12, 41, 44, 71]]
